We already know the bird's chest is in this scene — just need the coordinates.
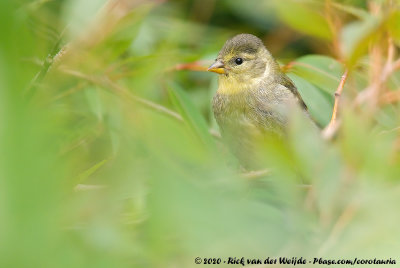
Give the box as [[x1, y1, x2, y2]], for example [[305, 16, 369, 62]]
[[212, 90, 288, 168], [213, 92, 257, 130], [212, 92, 285, 136]]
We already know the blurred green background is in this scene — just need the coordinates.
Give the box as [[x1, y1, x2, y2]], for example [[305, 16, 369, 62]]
[[1, 0, 400, 267]]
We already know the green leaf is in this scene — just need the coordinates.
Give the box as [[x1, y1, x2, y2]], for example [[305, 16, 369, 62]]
[[287, 73, 333, 126], [224, 1, 276, 30], [62, 0, 107, 39], [387, 11, 400, 42], [290, 55, 344, 94], [287, 97, 330, 183], [75, 158, 109, 184], [167, 82, 215, 148], [331, 2, 371, 20], [340, 17, 382, 66], [85, 87, 103, 121], [273, 0, 332, 40]]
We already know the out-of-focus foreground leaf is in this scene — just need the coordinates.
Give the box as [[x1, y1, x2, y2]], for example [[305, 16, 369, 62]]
[[272, 0, 332, 40], [168, 82, 215, 149], [1, 0, 400, 267]]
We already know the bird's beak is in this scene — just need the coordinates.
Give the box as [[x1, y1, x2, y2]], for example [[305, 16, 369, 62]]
[[207, 60, 225, 74]]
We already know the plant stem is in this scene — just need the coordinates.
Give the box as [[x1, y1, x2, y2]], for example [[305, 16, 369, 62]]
[[322, 69, 349, 139]]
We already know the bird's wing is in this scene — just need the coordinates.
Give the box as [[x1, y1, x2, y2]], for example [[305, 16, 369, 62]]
[[277, 73, 323, 129], [278, 74, 308, 111]]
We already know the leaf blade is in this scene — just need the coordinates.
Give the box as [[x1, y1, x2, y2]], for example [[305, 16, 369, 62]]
[[167, 82, 215, 148]]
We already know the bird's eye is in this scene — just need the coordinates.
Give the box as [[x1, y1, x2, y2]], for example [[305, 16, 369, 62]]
[[235, 58, 243, 65]]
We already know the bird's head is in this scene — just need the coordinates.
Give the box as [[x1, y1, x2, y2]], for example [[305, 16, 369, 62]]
[[208, 33, 280, 83]]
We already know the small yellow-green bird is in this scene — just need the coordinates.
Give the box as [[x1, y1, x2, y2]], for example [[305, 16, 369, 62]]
[[208, 33, 310, 167]]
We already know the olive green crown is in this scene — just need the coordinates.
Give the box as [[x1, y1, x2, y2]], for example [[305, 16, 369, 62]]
[[218, 34, 264, 57]]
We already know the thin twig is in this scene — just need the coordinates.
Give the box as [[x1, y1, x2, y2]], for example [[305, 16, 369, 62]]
[[329, 70, 350, 123], [241, 169, 271, 180], [241, 168, 313, 191], [378, 126, 400, 135], [322, 69, 349, 139], [387, 36, 395, 65], [50, 81, 88, 102], [24, 27, 68, 98], [355, 36, 400, 107], [381, 37, 399, 83], [172, 61, 209, 72], [392, 58, 400, 72], [74, 184, 107, 191], [104, 76, 185, 122], [325, 0, 342, 59], [380, 90, 400, 104]]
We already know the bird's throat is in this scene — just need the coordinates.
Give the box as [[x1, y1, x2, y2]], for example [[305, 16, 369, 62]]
[[217, 74, 261, 95]]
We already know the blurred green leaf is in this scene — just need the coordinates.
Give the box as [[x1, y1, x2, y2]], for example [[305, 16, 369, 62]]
[[290, 54, 344, 94], [273, 0, 332, 40], [2, 0, 400, 267], [62, 0, 107, 39], [167, 82, 215, 149], [387, 11, 400, 42], [340, 17, 382, 66], [331, 1, 371, 20], [224, 0, 276, 30], [85, 87, 103, 121], [76, 158, 109, 184]]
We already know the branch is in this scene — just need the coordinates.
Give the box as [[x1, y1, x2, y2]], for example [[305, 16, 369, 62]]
[[24, 28, 67, 98], [380, 90, 400, 105], [322, 69, 349, 140], [171, 61, 209, 72], [241, 169, 271, 180], [355, 36, 400, 107], [387, 36, 395, 66], [240, 168, 313, 191], [325, 0, 342, 59], [74, 184, 107, 191], [392, 58, 400, 73]]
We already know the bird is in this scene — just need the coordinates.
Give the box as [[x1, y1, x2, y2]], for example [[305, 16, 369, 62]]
[[208, 33, 311, 168]]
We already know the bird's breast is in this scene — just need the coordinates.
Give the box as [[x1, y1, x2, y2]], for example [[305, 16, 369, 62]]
[[212, 90, 286, 136], [212, 91, 253, 127]]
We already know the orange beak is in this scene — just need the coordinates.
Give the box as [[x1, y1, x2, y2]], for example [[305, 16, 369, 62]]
[[207, 60, 225, 74]]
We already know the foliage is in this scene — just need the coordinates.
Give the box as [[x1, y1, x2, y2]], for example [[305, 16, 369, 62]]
[[1, 0, 400, 267]]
